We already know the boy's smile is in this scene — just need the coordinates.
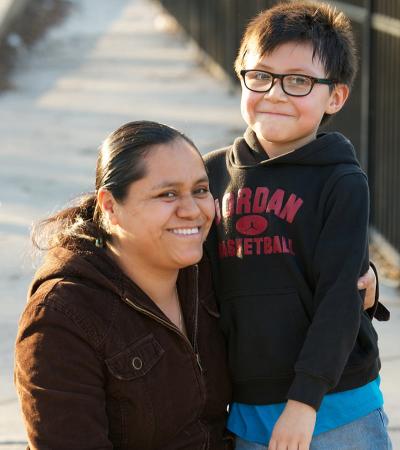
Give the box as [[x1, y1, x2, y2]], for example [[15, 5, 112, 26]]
[[240, 42, 348, 158]]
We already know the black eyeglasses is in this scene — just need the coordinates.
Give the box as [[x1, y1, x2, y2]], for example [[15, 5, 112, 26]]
[[240, 69, 336, 97]]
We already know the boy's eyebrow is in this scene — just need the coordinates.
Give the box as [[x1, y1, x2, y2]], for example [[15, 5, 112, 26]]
[[151, 176, 209, 190], [253, 62, 320, 76]]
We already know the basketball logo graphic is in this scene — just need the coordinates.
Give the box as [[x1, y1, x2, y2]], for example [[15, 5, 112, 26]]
[[236, 215, 268, 236]]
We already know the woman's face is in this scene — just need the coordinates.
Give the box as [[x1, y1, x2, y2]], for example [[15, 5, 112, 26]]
[[105, 138, 215, 272]]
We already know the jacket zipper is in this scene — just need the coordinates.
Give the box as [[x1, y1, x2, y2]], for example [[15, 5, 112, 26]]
[[121, 269, 203, 373], [123, 283, 209, 447], [192, 264, 203, 372]]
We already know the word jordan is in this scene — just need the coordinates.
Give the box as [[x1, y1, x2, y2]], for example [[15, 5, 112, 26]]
[[215, 187, 303, 224]]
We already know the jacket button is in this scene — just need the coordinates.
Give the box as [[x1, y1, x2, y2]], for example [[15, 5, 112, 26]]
[[132, 357, 143, 370]]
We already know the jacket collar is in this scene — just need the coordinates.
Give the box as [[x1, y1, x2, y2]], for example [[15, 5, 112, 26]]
[[31, 240, 200, 347]]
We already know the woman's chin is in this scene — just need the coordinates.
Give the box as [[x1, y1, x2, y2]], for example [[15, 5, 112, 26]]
[[173, 249, 204, 269]]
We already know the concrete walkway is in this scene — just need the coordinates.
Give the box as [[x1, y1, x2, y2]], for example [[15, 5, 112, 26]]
[[0, 0, 398, 448]]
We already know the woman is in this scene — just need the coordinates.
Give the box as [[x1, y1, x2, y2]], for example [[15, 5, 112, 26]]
[[15, 121, 232, 449], [15, 120, 378, 450]]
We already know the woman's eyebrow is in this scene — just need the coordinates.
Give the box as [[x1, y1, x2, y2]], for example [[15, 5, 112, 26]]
[[151, 176, 209, 190]]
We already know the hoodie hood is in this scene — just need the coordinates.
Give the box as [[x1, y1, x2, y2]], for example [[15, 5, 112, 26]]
[[29, 241, 125, 300], [229, 128, 361, 168], [28, 239, 200, 323]]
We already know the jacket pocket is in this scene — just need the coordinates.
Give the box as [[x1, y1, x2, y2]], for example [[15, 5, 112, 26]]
[[219, 289, 310, 381], [105, 334, 165, 381]]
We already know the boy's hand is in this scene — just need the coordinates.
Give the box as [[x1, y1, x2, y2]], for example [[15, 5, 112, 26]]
[[268, 400, 316, 450], [358, 266, 377, 310]]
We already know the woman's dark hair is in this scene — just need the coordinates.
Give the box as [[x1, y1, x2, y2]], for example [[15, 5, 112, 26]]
[[32, 121, 197, 250]]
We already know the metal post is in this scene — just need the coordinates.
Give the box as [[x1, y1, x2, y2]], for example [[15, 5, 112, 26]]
[[360, 0, 372, 173]]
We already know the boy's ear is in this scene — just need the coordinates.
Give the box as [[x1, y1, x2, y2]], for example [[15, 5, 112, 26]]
[[97, 188, 119, 226], [325, 84, 350, 114]]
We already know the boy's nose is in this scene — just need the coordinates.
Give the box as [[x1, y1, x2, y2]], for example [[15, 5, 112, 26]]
[[264, 78, 287, 101]]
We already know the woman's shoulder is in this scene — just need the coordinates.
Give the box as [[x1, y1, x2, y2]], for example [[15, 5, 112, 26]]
[[24, 278, 117, 351], [30, 243, 122, 300]]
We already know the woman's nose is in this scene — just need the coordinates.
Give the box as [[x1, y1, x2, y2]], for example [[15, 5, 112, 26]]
[[176, 195, 201, 218]]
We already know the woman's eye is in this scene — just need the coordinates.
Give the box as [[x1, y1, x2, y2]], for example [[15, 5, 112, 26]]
[[159, 191, 176, 199], [194, 187, 209, 195]]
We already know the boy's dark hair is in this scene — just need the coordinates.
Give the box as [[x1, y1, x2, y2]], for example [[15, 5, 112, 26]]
[[235, 1, 357, 88]]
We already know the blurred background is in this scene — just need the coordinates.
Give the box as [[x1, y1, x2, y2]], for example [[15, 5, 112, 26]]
[[0, 0, 399, 448]]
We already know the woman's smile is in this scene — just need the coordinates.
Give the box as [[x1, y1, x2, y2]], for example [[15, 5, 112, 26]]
[[168, 226, 201, 236]]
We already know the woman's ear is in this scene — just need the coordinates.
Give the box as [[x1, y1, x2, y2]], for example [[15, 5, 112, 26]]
[[97, 188, 119, 226], [325, 83, 350, 115]]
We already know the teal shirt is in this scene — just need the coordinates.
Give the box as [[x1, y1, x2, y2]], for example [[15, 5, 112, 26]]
[[227, 378, 383, 445]]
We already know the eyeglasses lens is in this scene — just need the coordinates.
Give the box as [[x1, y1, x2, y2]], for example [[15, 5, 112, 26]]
[[283, 75, 312, 95], [245, 71, 312, 96]]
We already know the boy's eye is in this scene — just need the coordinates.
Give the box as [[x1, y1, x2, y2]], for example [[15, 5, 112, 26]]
[[252, 71, 272, 82], [285, 75, 311, 87]]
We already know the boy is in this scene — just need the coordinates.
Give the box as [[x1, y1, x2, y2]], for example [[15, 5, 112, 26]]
[[204, 2, 392, 449]]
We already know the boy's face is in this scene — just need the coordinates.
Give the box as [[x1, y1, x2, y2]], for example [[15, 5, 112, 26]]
[[240, 42, 349, 157]]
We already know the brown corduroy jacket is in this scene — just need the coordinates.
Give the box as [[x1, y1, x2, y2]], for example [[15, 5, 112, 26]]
[[15, 243, 232, 449]]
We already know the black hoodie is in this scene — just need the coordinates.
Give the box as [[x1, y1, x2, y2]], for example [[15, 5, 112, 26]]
[[204, 129, 380, 411]]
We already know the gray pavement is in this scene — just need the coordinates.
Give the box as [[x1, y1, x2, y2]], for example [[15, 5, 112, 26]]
[[0, 0, 398, 448]]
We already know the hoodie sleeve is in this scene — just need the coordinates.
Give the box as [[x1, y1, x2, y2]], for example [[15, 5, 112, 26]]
[[365, 261, 390, 321], [287, 171, 371, 410], [15, 290, 113, 450]]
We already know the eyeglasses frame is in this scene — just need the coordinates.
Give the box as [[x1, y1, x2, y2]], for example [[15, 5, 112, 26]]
[[240, 69, 336, 97]]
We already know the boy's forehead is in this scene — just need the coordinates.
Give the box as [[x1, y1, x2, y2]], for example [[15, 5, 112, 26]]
[[244, 42, 325, 73]]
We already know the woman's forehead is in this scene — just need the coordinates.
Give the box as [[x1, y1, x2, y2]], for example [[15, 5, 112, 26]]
[[141, 140, 207, 184]]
